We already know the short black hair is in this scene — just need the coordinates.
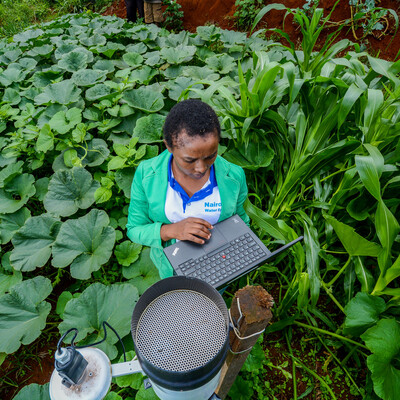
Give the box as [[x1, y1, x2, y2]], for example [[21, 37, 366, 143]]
[[163, 99, 221, 148]]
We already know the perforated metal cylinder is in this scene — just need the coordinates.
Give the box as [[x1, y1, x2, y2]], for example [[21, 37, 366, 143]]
[[131, 276, 229, 392]]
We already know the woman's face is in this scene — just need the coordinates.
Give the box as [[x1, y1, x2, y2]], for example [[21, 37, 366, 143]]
[[166, 131, 219, 180]]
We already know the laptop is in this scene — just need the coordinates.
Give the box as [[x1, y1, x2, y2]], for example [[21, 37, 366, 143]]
[[163, 214, 303, 289]]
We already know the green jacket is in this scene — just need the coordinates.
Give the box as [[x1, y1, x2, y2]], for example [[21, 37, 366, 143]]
[[126, 149, 250, 279]]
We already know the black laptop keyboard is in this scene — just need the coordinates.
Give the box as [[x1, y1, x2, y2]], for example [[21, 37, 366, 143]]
[[178, 233, 267, 287]]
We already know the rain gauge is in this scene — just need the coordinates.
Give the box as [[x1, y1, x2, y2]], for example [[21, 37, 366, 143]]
[[49, 276, 229, 400]]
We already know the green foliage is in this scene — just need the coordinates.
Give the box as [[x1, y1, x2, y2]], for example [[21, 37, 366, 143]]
[[350, 0, 399, 40], [115, 351, 144, 388], [59, 283, 139, 360], [162, 0, 184, 32], [343, 292, 386, 336], [0, 9, 399, 399], [361, 319, 400, 400], [13, 383, 50, 400], [0, 0, 114, 37], [0, 277, 52, 354], [0, 0, 49, 37], [52, 209, 116, 279], [234, 0, 265, 31]]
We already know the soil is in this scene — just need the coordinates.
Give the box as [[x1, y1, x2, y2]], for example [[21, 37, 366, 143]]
[[103, 0, 400, 60]]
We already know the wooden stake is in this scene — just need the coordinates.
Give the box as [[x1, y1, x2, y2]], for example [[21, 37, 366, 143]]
[[215, 285, 274, 399]]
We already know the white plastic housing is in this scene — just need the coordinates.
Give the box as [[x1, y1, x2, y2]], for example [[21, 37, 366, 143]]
[[49, 347, 112, 400], [150, 371, 221, 400]]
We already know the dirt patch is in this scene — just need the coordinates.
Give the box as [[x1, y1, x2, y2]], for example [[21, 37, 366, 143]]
[[104, 0, 400, 60], [1, 337, 58, 400]]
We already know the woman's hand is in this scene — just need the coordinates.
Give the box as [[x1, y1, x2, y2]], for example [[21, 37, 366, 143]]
[[161, 218, 213, 244]]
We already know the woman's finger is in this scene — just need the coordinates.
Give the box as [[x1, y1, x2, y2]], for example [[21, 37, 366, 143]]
[[186, 217, 213, 229], [188, 233, 207, 244]]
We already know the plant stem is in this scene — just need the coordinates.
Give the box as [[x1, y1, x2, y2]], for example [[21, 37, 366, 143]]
[[285, 330, 297, 399], [321, 280, 345, 314], [327, 256, 351, 287], [294, 321, 368, 349], [304, 165, 354, 192], [290, 354, 338, 399], [309, 318, 364, 397]]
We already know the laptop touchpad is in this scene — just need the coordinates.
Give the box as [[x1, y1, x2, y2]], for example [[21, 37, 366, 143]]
[[201, 226, 226, 253]]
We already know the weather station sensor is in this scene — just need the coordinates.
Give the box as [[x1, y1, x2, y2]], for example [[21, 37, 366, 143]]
[[49, 276, 229, 400]]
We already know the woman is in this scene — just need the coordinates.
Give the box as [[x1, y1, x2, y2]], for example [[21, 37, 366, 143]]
[[126, 100, 249, 279]]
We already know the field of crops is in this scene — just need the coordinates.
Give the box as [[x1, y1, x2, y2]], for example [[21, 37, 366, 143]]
[[0, 7, 400, 400]]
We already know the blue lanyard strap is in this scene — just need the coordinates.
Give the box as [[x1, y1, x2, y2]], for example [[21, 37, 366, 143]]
[[168, 154, 217, 212]]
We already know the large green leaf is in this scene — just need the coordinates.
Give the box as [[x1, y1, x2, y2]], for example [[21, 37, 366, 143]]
[[3, 87, 21, 105], [144, 50, 161, 67], [44, 167, 100, 217], [0, 207, 31, 244], [0, 276, 52, 353], [324, 215, 382, 257], [71, 68, 107, 86], [36, 124, 54, 153], [135, 384, 159, 400], [228, 376, 254, 400], [300, 215, 320, 307], [160, 45, 196, 64], [13, 383, 50, 400], [52, 209, 116, 279], [123, 87, 164, 113], [355, 155, 381, 201], [270, 139, 360, 216], [28, 44, 54, 57], [223, 143, 274, 171], [376, 199, 400, 271], [129, 65, 157, 84], [59, 283, 139, 360], [343, 292, 386, 336], [115, 240, 142, 267], [104, 393, 122, 400], [13, 28, 44, 42], [363, 89, 384, 135], [80, 33, 107, 47], [49, 107, 82, 134], [353, 256, 375, 294], [124, 247, 160, 295], [0, 160, 23, 187], [205, 54, 236, 74], [94, 42, 125, 58], [242, 337, 266, 373], [132, 114, 165, 143], [0, 252, 22, 295], [115, 167, 135, 198], [166, 76, 200, 101], [0, 64, 28, 86], [361, 319, 400, 400], [78, 138, 110, 167], [58, 51, 88, 72], [85, 83, 112, 101], [34, 80, 82, 105], [245, 200, 293, 242], [374, 254, 400, 295], [0, 174, 36, 214], [182, 66, 220, 81], [115, 351, 143, 389], [123, 52, 144, 68], [10, 215, 61, 272], [93, 59, 115, 73]]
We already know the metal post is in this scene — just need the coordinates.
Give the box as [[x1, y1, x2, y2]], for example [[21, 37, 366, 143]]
[[215, 285, 273, 399]]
